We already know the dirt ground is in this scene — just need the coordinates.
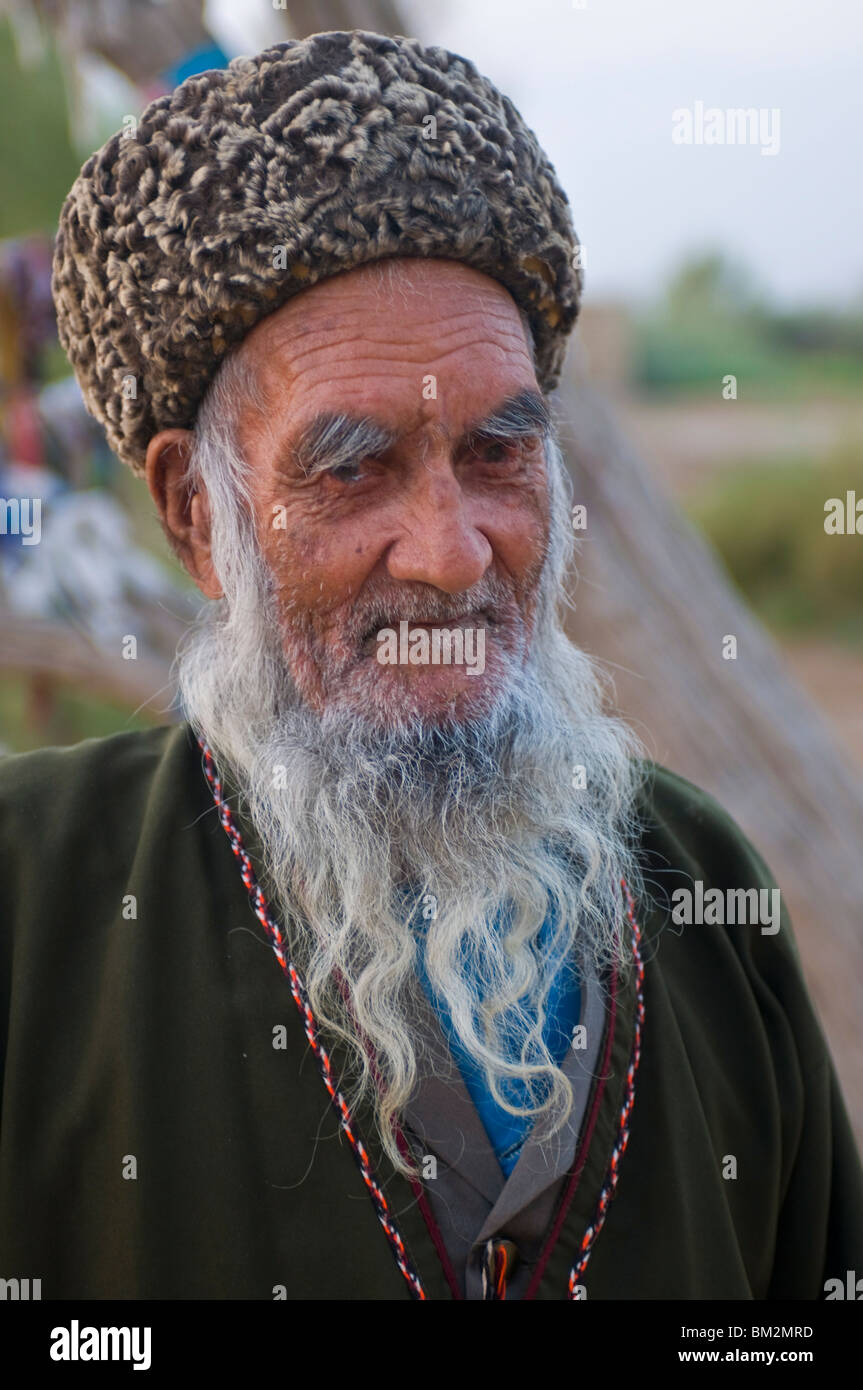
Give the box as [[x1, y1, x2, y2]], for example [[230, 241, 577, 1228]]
[[616, 395, 863, 497]]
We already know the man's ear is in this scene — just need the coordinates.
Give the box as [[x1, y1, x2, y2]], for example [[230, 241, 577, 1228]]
[[144, 429, 224, 599]]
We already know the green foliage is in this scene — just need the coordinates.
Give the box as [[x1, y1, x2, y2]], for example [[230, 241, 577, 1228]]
[[0, 17, 81, 238], [635, 251, 863, 397], [637, 327, 779, 394], [689, 451, 863, 646], [0, 676, 161, 755], [664, 252, 761, 325]]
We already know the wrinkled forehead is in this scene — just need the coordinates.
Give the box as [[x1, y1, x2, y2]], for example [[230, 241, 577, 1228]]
[[229, 257, 539, 445]]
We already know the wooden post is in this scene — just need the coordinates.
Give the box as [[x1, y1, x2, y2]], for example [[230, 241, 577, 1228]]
[[557, 353, 863, 1138]]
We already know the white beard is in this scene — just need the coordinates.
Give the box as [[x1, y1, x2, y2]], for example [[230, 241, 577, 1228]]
[[175, 430, 645, 1178]]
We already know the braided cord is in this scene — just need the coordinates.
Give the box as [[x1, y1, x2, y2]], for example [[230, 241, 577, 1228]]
[[567, 879, 645, 1297], [197, 737, 427, 1301]]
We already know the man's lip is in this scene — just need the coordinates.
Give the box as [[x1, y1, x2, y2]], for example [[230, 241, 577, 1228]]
[[360, 610, 493, 647], [408, 611, 483, 626]]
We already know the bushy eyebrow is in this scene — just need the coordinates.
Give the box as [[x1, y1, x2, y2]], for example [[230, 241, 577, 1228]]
[[463, 388, 552, 449], [291, 414, 397, 479], [289, 388, 551, 478]]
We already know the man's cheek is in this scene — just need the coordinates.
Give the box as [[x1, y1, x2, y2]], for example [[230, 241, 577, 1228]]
[[495, 512, 548, 593], [260, 515, 324, 597], [268, 532, 370, 646], [515, 486, 552, 580]]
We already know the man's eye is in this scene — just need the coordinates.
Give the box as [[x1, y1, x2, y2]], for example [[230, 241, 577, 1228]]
[[472, 437, 534, 467], [326, 461, 367, 484]]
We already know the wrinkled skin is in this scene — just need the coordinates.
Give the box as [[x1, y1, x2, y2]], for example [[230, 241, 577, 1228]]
[[146, 257, 551, 725]]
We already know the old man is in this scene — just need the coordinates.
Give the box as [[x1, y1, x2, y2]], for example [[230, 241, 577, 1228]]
[[1, 30, 861, 1301]]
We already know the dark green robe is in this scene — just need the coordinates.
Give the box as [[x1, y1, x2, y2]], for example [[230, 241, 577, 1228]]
[[0, 722, 860, 1299]]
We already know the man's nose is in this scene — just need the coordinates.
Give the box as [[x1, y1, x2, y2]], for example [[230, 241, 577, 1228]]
[[384, 460, 493, 594]]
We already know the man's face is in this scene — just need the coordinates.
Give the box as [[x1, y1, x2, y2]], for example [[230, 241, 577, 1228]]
[[229, 257, 551, 725]]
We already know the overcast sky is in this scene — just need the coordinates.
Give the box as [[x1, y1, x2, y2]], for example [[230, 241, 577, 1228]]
[[209, 0, 863, 311]]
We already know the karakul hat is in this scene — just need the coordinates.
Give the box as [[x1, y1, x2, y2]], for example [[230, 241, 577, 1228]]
[[52, 29, 583, 475]]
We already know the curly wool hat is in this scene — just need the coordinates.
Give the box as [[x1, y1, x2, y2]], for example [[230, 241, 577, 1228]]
[[52, 29, 583, 476]]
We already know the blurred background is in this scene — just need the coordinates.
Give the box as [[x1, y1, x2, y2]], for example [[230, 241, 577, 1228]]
[[1, 0, 861, 1136]]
